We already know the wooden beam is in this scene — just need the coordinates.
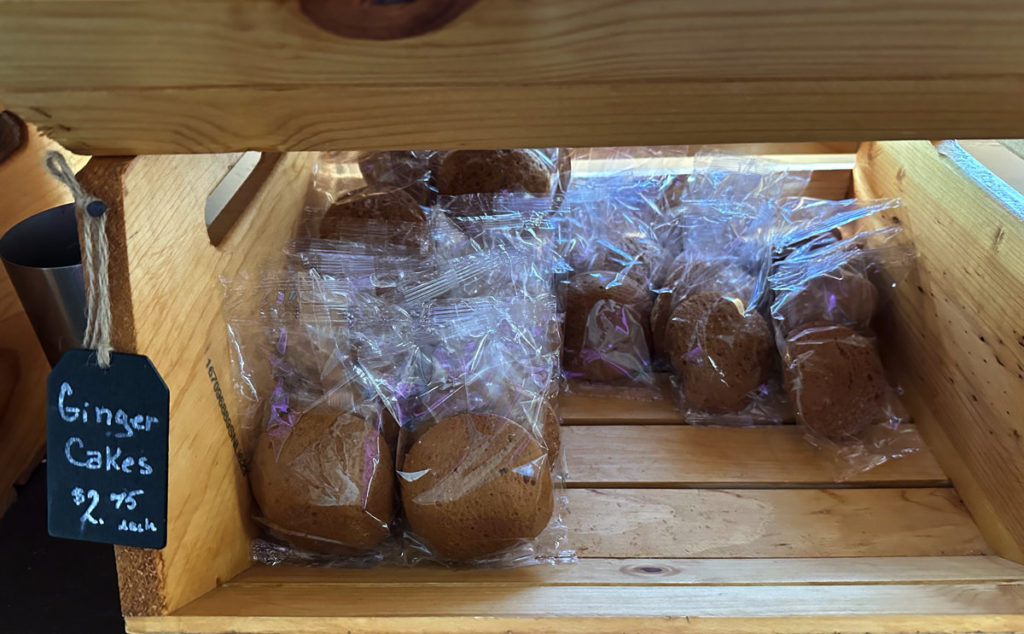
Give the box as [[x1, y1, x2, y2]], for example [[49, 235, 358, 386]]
[[76, 152, 317, 615], [562, 425, 947, 488], [568, 488, 987, 558], [168, 582, 1024, 619], [126, 614, 1024, 634], [6, 80, 1023, 155], [230, 556, 1024, 587], [853, 141, 1024, 564], [3, 1, 1023, 91]]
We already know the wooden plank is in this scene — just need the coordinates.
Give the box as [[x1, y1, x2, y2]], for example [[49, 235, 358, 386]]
[[169, 582, 1024, 619], [559, 375, 682, 424], [0, 124, 84, 517], [126, 614, 1024, 634], [75, 153, 318, 615], [568, 488, 988, 558], [562, 425, 947, 488], [3, 1, 1023, 91], [5, 78, 1024, 155], [231, 556, 1024, 587], [853, 141, 1024, 564]]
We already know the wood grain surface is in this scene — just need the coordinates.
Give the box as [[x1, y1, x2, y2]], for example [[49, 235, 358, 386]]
[[562, 425, 946, 488], [7, 80, 1024, 155], [168, 582, 1024, 619], [126, 614, 1024, 634], [0, 0, 1022, 152], [75, 152, 318, 616], [231, 555, 1024, 587], [567, 488, 988, 558], [854, 141, 1024, 564]]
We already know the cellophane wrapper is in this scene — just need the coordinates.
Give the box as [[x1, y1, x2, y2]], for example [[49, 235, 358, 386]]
[[770, 223, 919, 477], [345, 238, 571, 567], [554, 148, 690, 393], [654, 152, 809, 424], [224, 268, 398, 566]]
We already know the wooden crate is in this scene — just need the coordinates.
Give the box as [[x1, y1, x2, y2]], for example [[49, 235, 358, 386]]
[[61, 141, 1024, 632]]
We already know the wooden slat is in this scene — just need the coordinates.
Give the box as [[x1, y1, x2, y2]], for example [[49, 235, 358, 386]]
[[126, 614, 1024, 634], [559, 376, 682, 423], [568, 488, 988, 558], [2, 1, 1024, 153], [4, 1, 1023, 90], [853, 141, 1024, 564], [170, 582, 1024, 619], [562, 425, 947, 488], [231, 556, 1024, 587], [75, 153, 318, 616], [9, 79, 1024, 155]]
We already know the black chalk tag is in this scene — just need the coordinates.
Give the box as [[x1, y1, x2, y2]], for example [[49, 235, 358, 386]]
[[47, 350, 169, 549]]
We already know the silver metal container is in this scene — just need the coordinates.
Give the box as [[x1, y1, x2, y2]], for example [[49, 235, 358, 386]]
[[0, 203, 86, 366]]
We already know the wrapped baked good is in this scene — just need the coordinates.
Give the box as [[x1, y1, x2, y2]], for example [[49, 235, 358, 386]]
[[770, 225, 918, 475], [249, 402, 394, 557], [350, 242, 568, 565], [224, 272, 397, 563], [436, 149, 556, 197], [554, 161, 682, 389], [665, 290, 774, 414], [318, 187, 430, 249], [562, 271, 653, 385], [651, 153, 803, 423], [783, 322, 895, 440], [357, 150, 437, 205]]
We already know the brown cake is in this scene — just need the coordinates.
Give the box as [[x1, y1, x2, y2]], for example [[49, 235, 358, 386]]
[[436, 149, 552, 196], [319, 187, 427, 246], [249, 404, 394, 555], [568, 235, 656, 286], [357, 151, 436, 205], [651, 261, 756, 358], [563, 271, 653, 382], [400, 413, 554, 561], [666, 292, 774, 413], [775, 267, 878, 336], [783, 322, 891, 440]]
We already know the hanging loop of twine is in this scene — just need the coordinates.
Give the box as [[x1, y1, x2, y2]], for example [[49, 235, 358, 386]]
[[44, 151, 113, 368]]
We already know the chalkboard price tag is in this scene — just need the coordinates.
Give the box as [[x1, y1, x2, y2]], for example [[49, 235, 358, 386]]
[[47, 350, 169, 549]]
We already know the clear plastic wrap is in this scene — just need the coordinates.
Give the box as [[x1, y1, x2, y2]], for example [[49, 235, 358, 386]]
[[223, 271, 397, 562], [653, 153, 806, 423], [298, 151, 445, 246], [770, 225, 918, 475], [553, 163, 684, 390], [351, 288, 569, 566], [557, 175, 667, 286], [562, 270, 654, 387], [773, 196, 900, 256]]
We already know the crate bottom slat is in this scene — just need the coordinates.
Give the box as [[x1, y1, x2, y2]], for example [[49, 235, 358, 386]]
[[228, 555, 1024, 587], [136, 558, 1024, 631], [567, 488, 987, 558], [126, 614, 1024, 634], [563, 424, 948, 488], [163, 574, 1024, 619]]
